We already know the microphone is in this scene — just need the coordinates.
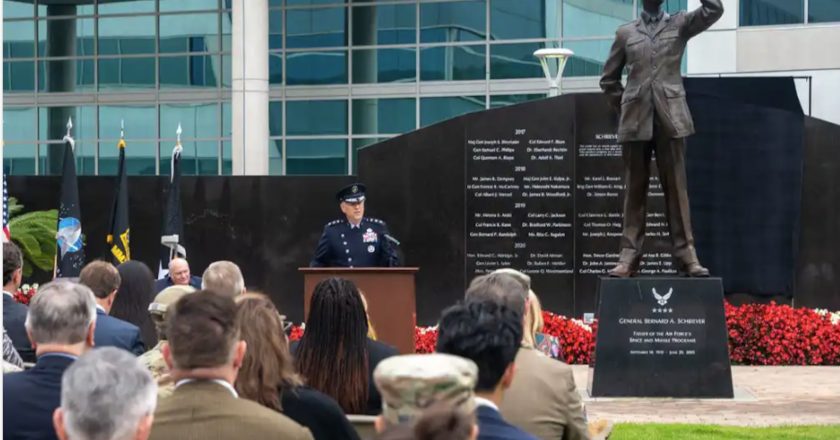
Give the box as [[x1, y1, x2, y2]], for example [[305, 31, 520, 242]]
[[384, 234, 401, 246]]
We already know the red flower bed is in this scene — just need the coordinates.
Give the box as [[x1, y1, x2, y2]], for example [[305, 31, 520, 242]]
[[725, 302, 840, 365], [412, 304, 840, 366]]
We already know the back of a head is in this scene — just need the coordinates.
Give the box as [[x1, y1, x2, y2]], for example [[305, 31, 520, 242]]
[[113, 260, 156, 313], [435, 300, 523, 393], [234, 293, 301, 411], [297, 277, 369, 413], [148, 285, 196, 341], [201, 261, 245, 298], [414, 404, 475, 440], [165, 290, 239, 370], [465, 273, 527, 316], [60, 347, 157, 440], [374, 353, 477, 427], [79, 261, 122, 299], [3, 241, 23, 286], [26, 281, 97, 346]]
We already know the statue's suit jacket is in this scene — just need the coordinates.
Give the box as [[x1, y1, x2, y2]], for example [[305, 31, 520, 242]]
[[600, 0, 724, 143], [149, 381, 314, 440]]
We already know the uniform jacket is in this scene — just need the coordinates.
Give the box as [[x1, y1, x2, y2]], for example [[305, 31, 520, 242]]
[[500, 347, 590, 440], [154, 275, 202, 293], [149, 380, 314, 440], [600, 0, 724, 143], [3, 354, 75, 440], [310, 217, 400, 268], [93, 308, 145, 356]]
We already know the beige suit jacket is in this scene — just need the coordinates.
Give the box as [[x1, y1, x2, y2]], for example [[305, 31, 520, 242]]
[[499, 347, 590, 440], [149, 380, 314, 440]]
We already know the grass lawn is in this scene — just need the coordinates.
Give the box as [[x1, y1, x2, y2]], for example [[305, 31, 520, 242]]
[[609, 424, 840, 440]]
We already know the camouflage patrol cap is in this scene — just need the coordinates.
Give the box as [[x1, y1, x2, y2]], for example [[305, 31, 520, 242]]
[[148, 285, 196, 316], [374, 353, 478, 425]]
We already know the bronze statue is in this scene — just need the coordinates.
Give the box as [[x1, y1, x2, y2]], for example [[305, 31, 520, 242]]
[[600, 0, 723, 277]]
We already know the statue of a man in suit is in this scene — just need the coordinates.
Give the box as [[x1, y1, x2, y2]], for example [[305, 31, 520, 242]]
[[600, 0, 724, 277]]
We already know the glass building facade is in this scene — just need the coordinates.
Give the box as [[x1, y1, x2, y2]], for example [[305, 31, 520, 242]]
[[4, 0, 693, 176]]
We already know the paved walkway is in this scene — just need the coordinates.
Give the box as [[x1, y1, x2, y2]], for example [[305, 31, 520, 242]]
[[573, 365, 840, 426]]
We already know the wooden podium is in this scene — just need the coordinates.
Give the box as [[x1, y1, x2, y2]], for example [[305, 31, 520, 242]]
[[299, 267, 419, 354]]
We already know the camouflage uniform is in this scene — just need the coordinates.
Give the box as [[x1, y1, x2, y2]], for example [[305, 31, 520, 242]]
[[374, 353, 478, 426], [140, 341, 175, 398]]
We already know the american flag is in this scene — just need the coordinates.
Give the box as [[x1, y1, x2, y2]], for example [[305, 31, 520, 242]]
[[2, 174, 10, 242]]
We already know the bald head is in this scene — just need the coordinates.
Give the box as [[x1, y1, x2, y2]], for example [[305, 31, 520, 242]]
[[168, 258, 192, 286]]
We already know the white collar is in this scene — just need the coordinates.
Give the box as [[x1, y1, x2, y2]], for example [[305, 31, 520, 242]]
[[2, 291, 14, 298], [95, 304, 107, 313], [474, 396, 499, 411], [175, 378, 238, 398]]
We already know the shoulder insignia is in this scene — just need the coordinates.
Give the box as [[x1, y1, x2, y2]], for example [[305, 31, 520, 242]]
[[326, 219, 342, 228], [365, 217, 385, 225]]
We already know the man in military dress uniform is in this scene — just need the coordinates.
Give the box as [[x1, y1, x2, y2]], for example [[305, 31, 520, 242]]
[[310, 183, 400, 267]]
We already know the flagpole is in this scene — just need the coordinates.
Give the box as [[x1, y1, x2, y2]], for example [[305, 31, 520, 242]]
[[54, 117, 73, 279]]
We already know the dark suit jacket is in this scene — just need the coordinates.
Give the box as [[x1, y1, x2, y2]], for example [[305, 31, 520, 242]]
[[3, 293, 35, 362], [94, 308, 145, 355], [3, 354, 76, 440], [281, 386, 360, 440], [600, 0, 724, 143], [477, 405, 538, 440], [149, 380, 313, 440], [154, 275, 202, 293], [500, 347, 589, 440], [290, 338, 398, 415]]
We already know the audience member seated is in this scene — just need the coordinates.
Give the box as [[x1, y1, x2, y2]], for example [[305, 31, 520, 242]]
[[293, 277, 398, 415], [148, 290, 312, 440], [436, 300, 537, 440], [3, 281, 97, 440], [111, 260, 158, 348], [4, 329, 24, 370], [468, 272, 589, 440], [3, 241, 36, 362], [53, 347, 157, 440], [373, 353, 478, 439], [358, 290, 377, 340], [79, 261, 145, 355], [202, 260, 246, 298], [377, 403, 480, 440], [140, 285, 196, 397], [154, 257, 201, 293], [234, 293, 360, 440]]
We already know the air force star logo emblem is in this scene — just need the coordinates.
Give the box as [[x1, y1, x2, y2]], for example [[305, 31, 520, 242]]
[[652, 287, 673, 306]]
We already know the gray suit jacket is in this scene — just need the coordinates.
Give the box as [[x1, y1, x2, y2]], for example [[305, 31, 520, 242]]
[[600, 0, 724, 143], [499, 347, 589, 440], [149, 381, 314, 440]]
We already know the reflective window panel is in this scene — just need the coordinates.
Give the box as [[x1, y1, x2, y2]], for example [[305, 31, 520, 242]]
[[490, 0, 561, 40], [740, 0, 804, 25], [352, 48, 416, 83], [3, 20, 36, 58], [160, 103, 219, 139], [565, 0, 634, 38], [159, 55, 220, 88], [420, 96, 485, 127], [99, 105, 156, 140], [269, 101, 284, 137], [286, 7, 346, 49], [490, 42, 553, 80], [99, 16, 156, 55], [352, 4, 416, 46], [99, 141, 157, 176], [38, 59, 95, 92], [38, 106, 96, 141], [352, 98, 416, 135], [38, 18, 95, 57], [99, 57, 156, 90], [4, 61, 36, 92], [810, 0, 840, 23], [160, 13, 220, 53], [421, 0, 486, 43], [420, 45, 485, 81], [286, 139, 348, 175], [3, 144, 37, 175], [4, 107, 36, 142], [286, 100, 347, 135], [286, 50, 347, 85]]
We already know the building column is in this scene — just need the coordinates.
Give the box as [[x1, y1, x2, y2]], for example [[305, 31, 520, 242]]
[[46, 5, 77, 175], [231, 0, 269, 175]]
